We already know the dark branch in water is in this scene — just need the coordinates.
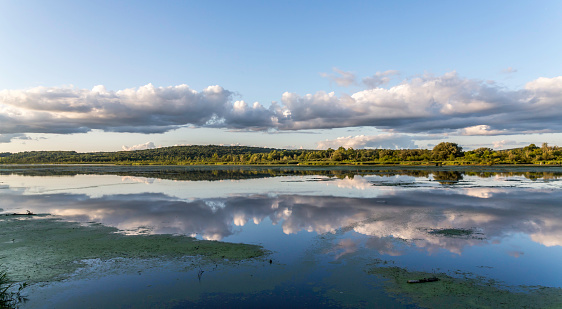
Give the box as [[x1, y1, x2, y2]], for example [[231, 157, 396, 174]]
[[407, 277, 440, 283]]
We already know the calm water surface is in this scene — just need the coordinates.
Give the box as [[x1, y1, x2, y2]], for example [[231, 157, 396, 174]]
[[1, 166, 561, 308]]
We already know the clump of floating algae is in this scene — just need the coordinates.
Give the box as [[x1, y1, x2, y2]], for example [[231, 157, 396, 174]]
[[0, 217, 266, 283], [368, 264, 562, 309], [424, 227, 486, 240], [428, 228, 474, 237]]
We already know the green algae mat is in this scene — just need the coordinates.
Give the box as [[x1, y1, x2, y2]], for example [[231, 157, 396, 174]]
[[0, 216, 267, 283], [368, 264, 562, 309]]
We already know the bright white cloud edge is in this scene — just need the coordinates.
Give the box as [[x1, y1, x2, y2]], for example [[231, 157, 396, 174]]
[[1, 72, 562, 146]]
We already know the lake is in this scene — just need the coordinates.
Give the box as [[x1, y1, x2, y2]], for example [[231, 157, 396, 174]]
[[1, 165, 561, 308]]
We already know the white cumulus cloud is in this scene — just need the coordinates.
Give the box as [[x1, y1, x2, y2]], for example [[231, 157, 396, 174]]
[[0, 83, 274, 136], [320, 68, 357, 87], [458, 125, 506, 136], [491, 140, 528, 149], [122, 142, 157, 151], [502, 67, 518, 74], [362, 70, 400, 88], [317, 133, 417, 149], [2, 73, 562, 139], [275, 73, 562, 135]]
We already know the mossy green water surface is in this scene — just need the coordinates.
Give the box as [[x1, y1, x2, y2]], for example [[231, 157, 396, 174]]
[[0, 216, 266, 283], [368, 264, 562, 309]]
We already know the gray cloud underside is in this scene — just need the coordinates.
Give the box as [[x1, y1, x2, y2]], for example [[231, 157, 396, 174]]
[[1, 73, 562, 141], [0, 133, 30, 143]]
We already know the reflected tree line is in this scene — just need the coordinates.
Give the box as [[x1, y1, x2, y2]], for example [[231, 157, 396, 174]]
[[1, 143, 562, 166], [0, 165, 560, 183]]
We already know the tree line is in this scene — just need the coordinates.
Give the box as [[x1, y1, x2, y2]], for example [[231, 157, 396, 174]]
[[1, 142, 561, 165], [1, 165, 560, 183]]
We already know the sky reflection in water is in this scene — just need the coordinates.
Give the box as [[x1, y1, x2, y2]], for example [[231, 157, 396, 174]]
[[1, 167, 562, 290]]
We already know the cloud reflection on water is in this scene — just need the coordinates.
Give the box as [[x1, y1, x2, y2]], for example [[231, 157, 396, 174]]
[[2, 184, 561, 253]]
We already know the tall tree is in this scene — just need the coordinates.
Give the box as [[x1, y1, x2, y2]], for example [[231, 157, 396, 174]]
[[432, 142, 463, 160]]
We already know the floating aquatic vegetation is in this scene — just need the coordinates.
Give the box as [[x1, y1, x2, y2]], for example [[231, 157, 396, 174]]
[[0, 217, 267, 283], [428, 228, 474, 237], [368, 263, 562, 309], [425, 227, 486, 240]]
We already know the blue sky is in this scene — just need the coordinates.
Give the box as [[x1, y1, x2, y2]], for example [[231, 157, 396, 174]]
[[1, 1, 562, 152]]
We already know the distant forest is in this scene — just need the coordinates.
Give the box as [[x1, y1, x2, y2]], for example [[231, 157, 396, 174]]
[[1, 143, 561, 165]]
